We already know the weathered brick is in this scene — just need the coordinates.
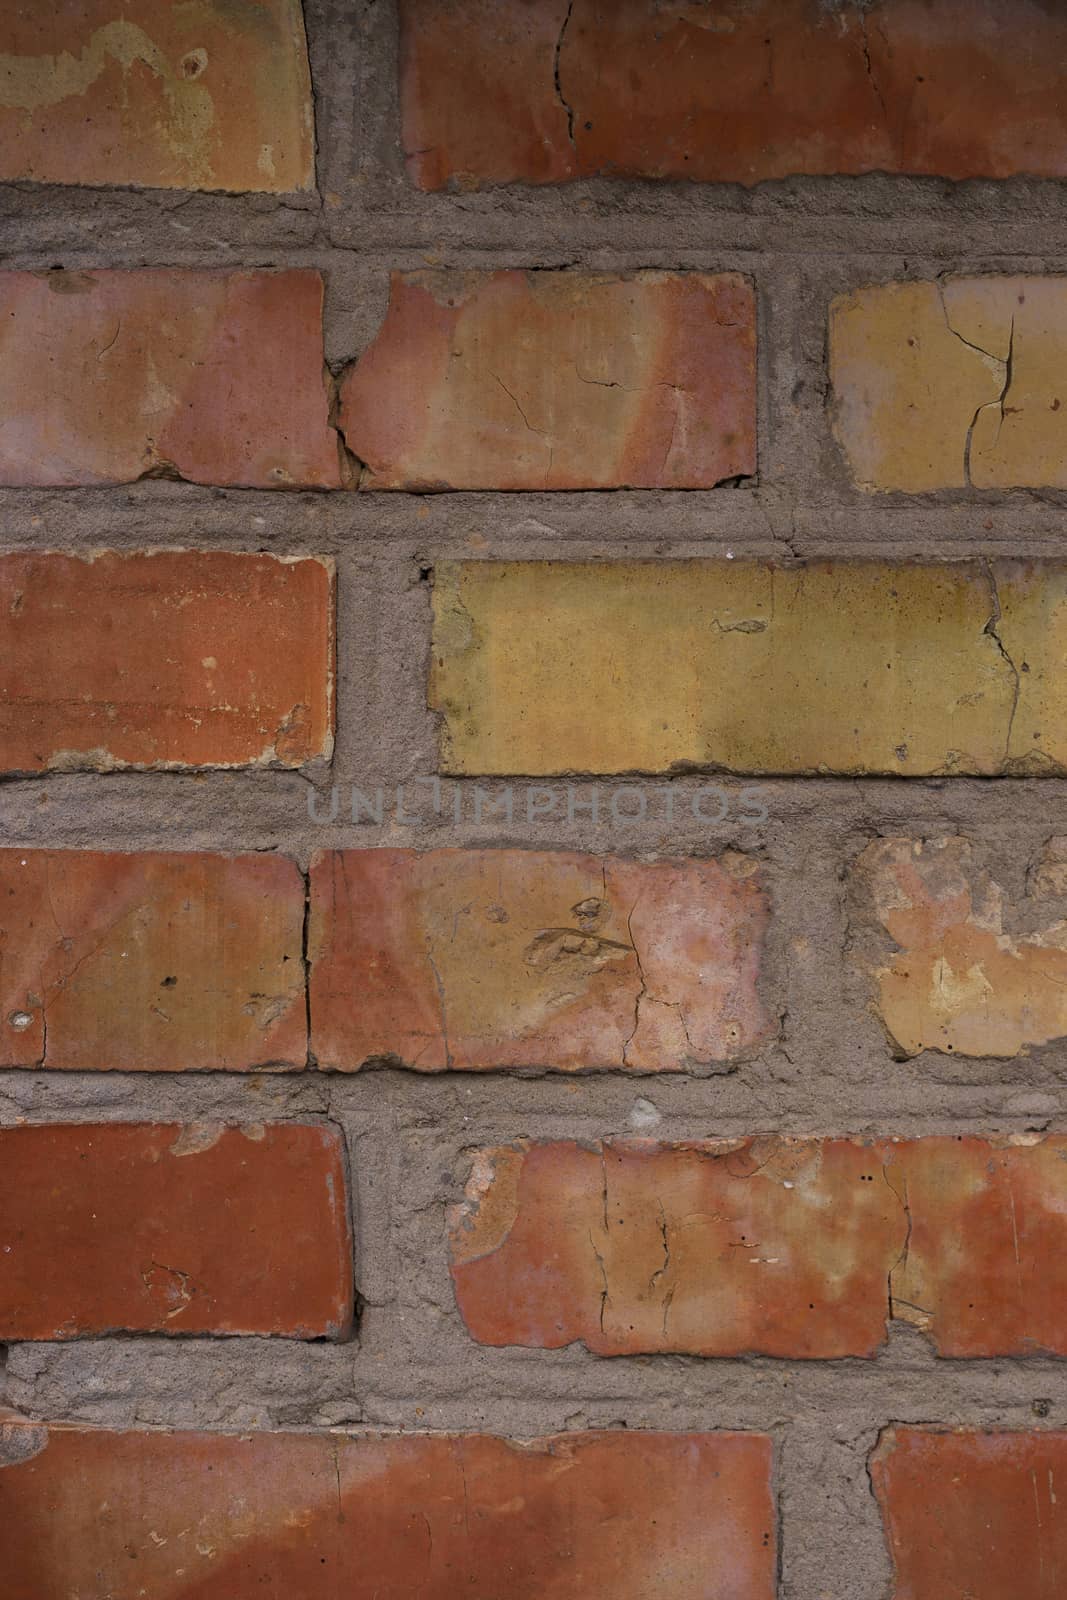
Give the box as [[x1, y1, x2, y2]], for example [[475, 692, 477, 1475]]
[[0, 270, 340, 488], [872, 1428, 1067, 1600], [431, 560, 1067, 777], [831, 277, 1067, 491], [0, 1424, 776, 1597], [339, 271, 756, 489], [0, 850, 306, 1071], [0, 551, 333, 772], [0, 1, 314, 193], [853, 836, 1067, 1058], [400, 0, 1067, 190], [888, 1137, 1067, 1358], [0, 1123, 352, 1339], [451, 1136, 1067, 1358], [308, 848, 771, 1071], [450, 1138, 905, 1357]]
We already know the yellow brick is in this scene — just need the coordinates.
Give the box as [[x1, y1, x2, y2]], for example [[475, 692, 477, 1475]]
[[429, 560, 1058, 777], [830, 277, 1067, 491]]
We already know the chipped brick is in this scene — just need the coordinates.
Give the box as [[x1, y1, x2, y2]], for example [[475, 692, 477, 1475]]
[[0, 1123, 352, 1339], [339, 271, 756, 489], [0, 552, 334, 772], [308, 848, 771, 1072]]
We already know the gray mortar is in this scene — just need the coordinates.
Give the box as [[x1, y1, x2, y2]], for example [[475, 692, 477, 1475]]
[[3, 3, 1067, 1596]]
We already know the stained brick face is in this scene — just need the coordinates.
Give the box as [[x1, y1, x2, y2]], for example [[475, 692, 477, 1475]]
[[0, 1, 315, 193], [399, 0, 1067, 189], [0, 1425, 776, 1599], [0, 270, 340, 488], [308, 848, 771, 1071], [0, 552, 334, 772], [0, 850, 307, 1071], [339, 271, 756, 490], [0, 1123, 352, 1339]]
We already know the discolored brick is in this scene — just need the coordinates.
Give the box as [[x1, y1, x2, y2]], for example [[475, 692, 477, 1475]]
[[831, 277, 1067, 491], [0, 1424, 776, 1598], [872, 1428, 1067, 1599], [0, 551, 334, 772], [399, 0, 1067, 190], [449, 1138, 906, 1357], [0, 849, 307, 1072], [308, 848, 771, 1071], [339, 270, 756, 489], [0, 1, 314, 193], [854, 836, 1067, 1059], [430, 560, 1067, 777], [0, 1123, 352, 1339], [0, 270, 340, 488]]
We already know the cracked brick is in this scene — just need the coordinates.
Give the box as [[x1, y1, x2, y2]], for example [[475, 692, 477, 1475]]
[[308, 848, 771, 1072], [338, 270, 756, 490]]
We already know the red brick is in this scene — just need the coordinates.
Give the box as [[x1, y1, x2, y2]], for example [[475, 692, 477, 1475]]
[[400, 0, 1067, 190], [0, 1123, 352, 1339], [451, 1136, 1067, 1358], [0, 1, 314, 193], [450, 1138, 905, 1357], [872, 1428, 1067, 1600], [0, 1424, 775, 1598], [308, 848, 771, 1072], [339, 271, 756, 489], [0, 850, 306, 1072], [0, 270, 340, 487], [0, 552, 334, 772]]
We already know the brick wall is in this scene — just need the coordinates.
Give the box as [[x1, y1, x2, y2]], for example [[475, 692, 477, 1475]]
[[1, 3, 1066, 1596]]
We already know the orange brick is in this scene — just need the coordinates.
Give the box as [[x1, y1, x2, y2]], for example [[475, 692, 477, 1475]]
[[400, 0, 1067, 190], [0, 1425, 775, 1598], [872, 1428, 1067, 1600], [451, 1136, 1067, 1358], [339, 271, 756, 489], [308, 849, 771, 1072], [0, 850, 307, 1072], [0, 552, 334, 772], [450, 1139, 905, 1357], [0, 270, 340, 488], [0, 1, 314, 193], [0, 1123, 352, 1339]]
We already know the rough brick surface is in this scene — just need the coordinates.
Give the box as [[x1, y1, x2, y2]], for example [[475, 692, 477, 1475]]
[[0, 1123, 352, 1339], [0, 1425, 776, 1598], [309, 847, 771, 1072], [431, 560, 1067, 777], [450, 1138, 906, 1357], [853, 836, 1067, 1059], [339, 271, 756, 489], [399, 0, 1067, 190], [0, 1, 314, 193], [831, 277, 1067, 491], [0, 552, 334, 772], [872, 1428, 1067, 1599], [0, 850, 306, 1071], [452, 1136, 1067, 1358], [0, 270, 340, 487]]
